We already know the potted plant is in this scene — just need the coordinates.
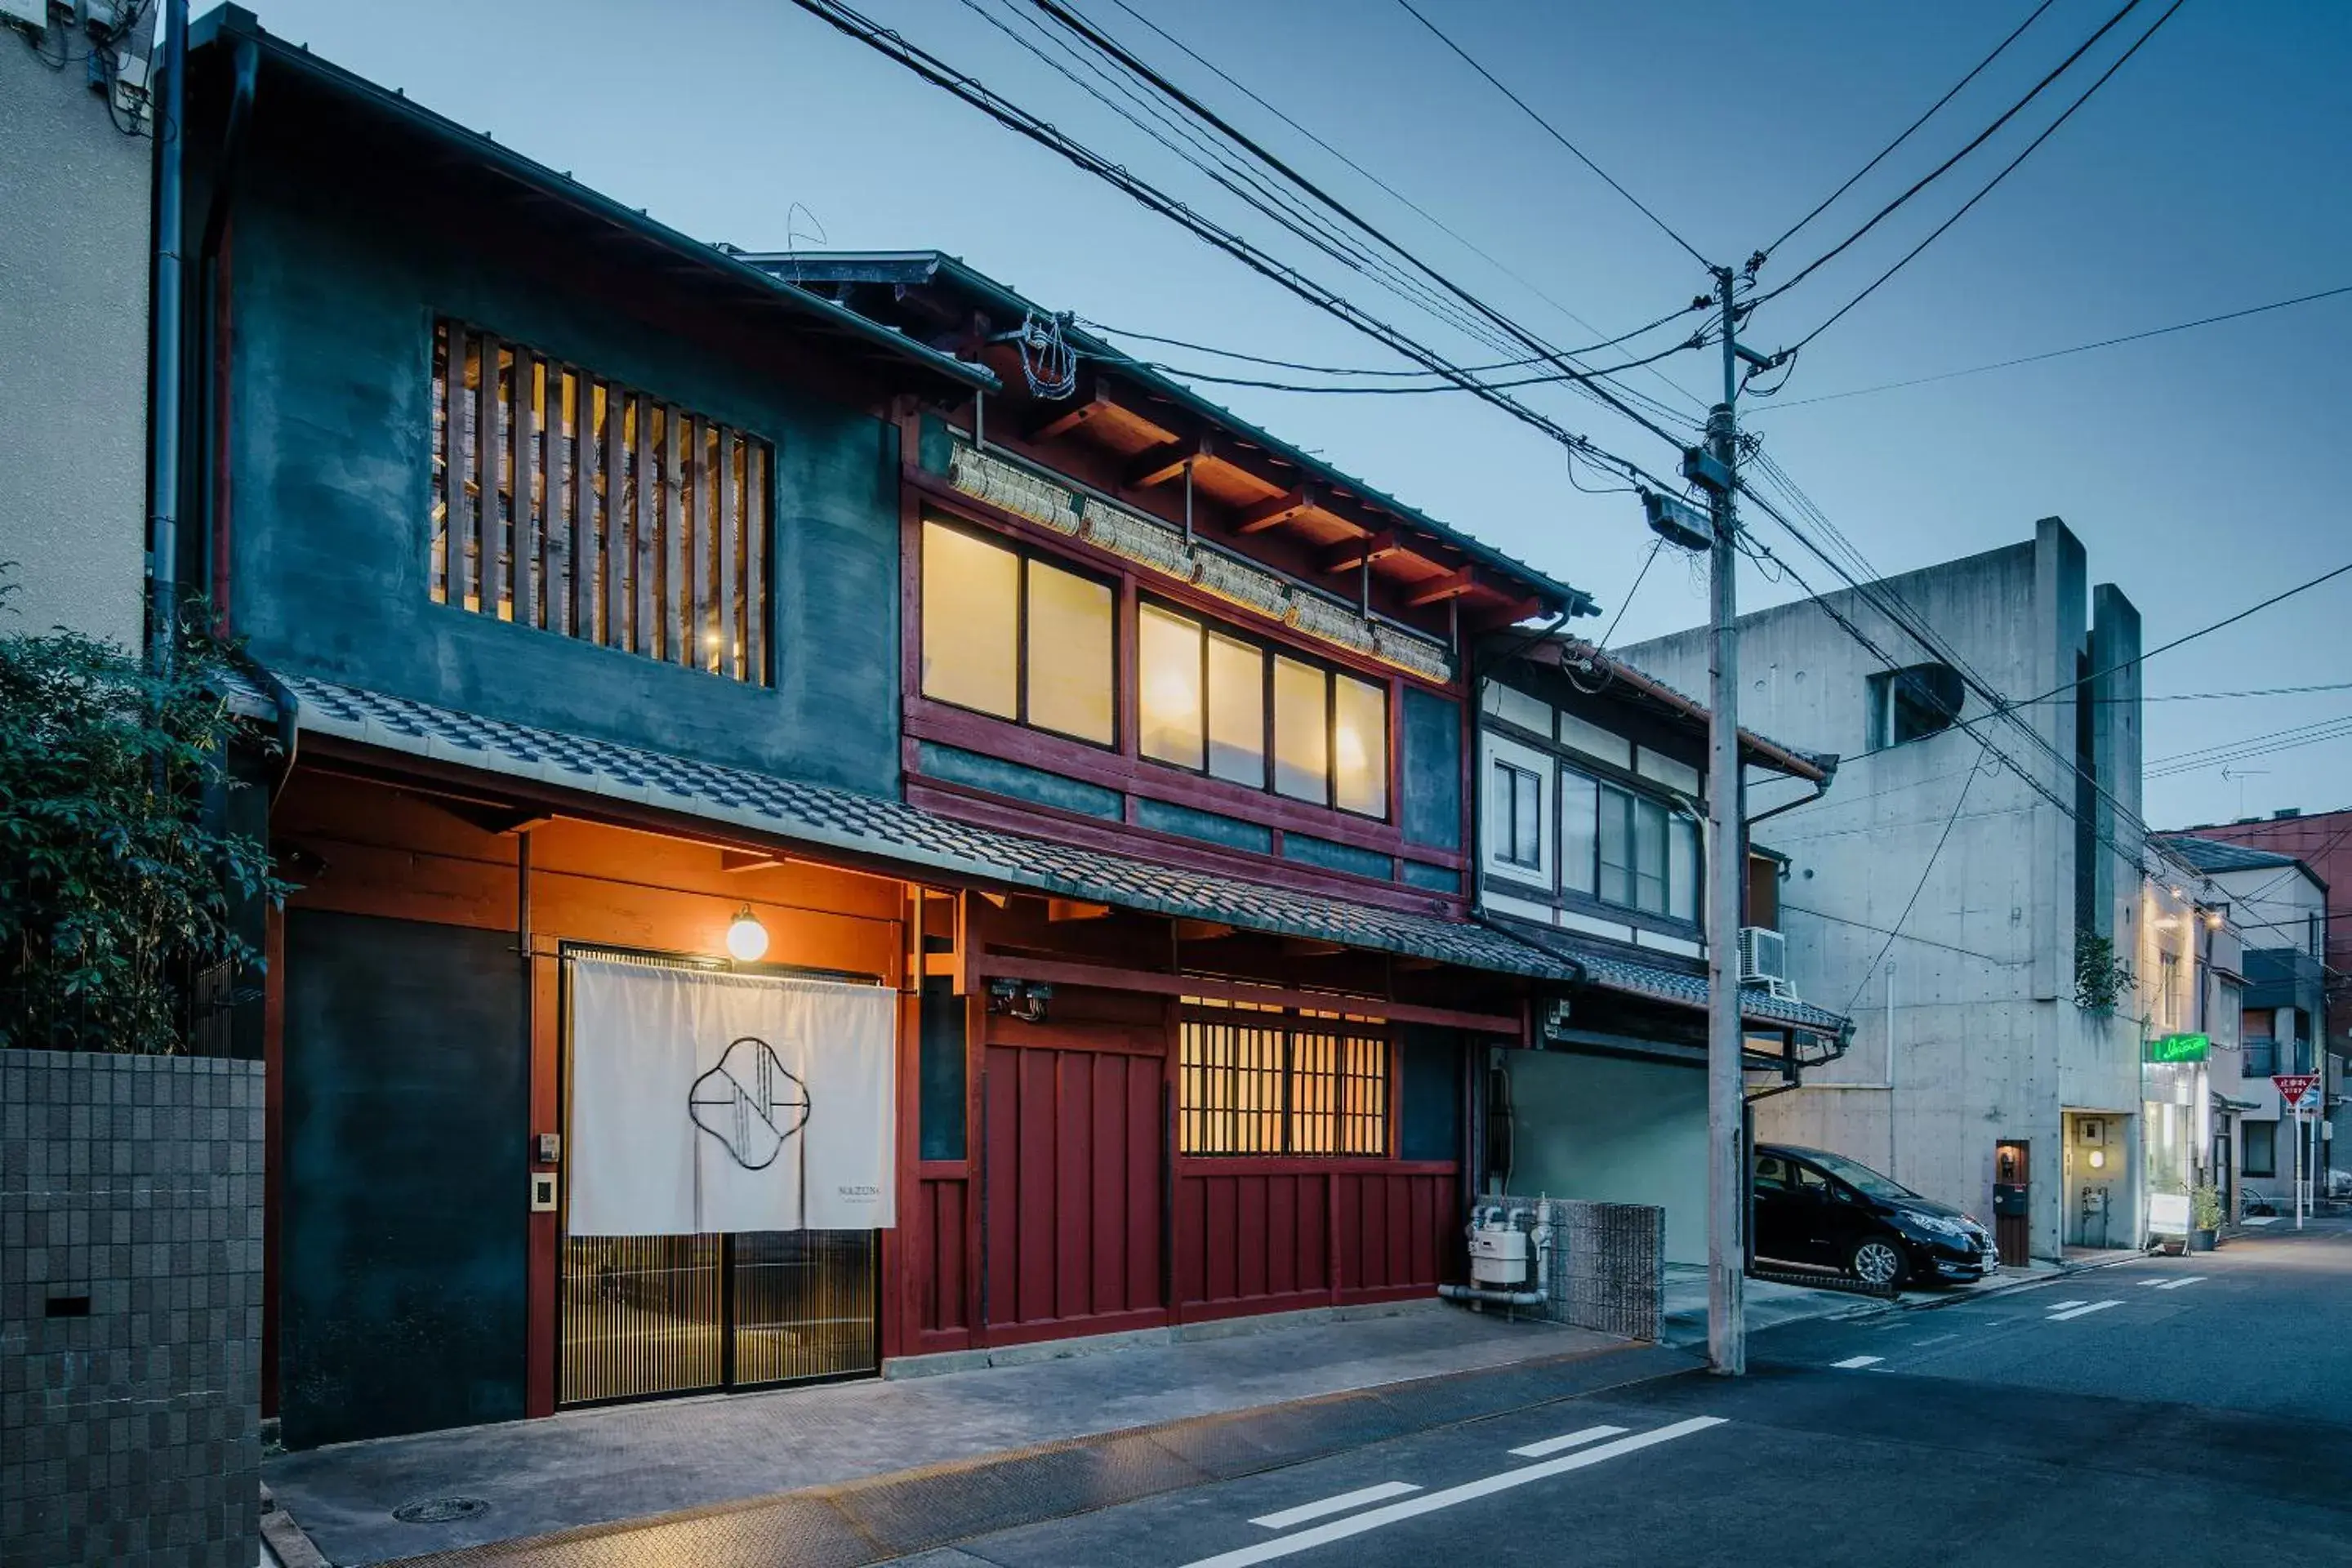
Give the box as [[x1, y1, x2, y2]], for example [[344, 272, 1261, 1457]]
[[2190, 1183, 2224, 1251]]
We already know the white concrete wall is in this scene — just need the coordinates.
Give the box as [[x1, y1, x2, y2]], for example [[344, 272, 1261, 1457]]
[[1618, 519, 2147, 1258], [0, 37, 150, 650], [1503, 1050, 1708, 1266]]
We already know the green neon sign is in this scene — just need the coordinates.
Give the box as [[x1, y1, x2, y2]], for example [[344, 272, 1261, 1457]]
[[2146, 1032, 2210, 1063]]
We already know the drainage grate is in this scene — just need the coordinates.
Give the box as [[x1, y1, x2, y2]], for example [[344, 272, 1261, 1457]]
[[394, 1498, 490, 1525]]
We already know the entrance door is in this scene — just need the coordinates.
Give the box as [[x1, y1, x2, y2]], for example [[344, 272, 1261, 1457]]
[[982, 1038, 1166, 1343], [559, 1231, 876, 1405], [1993, 1140, 2030, 1267]]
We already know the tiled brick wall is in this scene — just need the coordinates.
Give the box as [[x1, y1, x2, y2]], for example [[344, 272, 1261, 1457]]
[[1, 1049, 263, 1568], [1475, 1196, 1665, 1341]]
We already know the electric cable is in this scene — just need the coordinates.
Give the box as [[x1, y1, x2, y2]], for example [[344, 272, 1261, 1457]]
[[1125, 332, 1710, 396], [1753, 283, 2352, 411], [1782, 0, 2189, 354], [1074, 301, 1704, 379], [1753, 0, 2150, 306], [1389, 0, 1713, 270], [1763, 0, 2060, 261], [1089, 0, 1714, 413]]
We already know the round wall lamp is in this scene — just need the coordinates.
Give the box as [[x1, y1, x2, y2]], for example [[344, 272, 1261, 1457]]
[[2087, 1148, 2107, 1170], [725, 906, 769, 963]]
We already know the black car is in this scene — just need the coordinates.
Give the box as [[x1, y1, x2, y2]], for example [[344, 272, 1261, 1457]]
[[1753, 1145, 1998, 1289]]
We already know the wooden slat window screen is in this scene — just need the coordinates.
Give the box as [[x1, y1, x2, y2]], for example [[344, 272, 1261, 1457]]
[[431, 318, 771, 685], [1180, 1000, 1388, 1156]]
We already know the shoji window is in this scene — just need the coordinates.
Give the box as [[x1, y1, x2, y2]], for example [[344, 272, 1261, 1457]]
[[1178, 998, 1389, 1156], [430, 319, 770, 684], [918, 518, 1115, 746]]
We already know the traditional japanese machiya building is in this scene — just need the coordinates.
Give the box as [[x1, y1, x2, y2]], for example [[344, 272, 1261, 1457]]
[[180, 11, 1610, 1450]]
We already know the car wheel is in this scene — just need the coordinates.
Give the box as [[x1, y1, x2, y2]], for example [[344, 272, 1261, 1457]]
[[1848, 1235, 1908, 1290]]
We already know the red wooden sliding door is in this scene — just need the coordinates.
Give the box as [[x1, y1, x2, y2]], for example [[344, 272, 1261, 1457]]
[[981, 1033, 1168, 1344]]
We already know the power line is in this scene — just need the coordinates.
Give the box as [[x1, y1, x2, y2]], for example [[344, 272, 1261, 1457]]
[[2146, 715, 2352, 779], [1019, 0, 1704, 452], [2013, 560, 2352, 710], [1783, 0, 2189, 354], [1388, 0, 1713, 270], [1127, 332, 1708, 395], [1765, 0, 2060, 259], [1755, 283, 2352, 411], [787, 0, 1686, 495], [1074, 301, 1703, 379], [1601, 540, 1665, 649], [2139, 682, 2352, 703], [1755, 0, 2149, 305], [1088, 0, 1714, 413]]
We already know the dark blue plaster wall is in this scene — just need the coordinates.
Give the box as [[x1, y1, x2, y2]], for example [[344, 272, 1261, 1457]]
[[1401, 687, 1463, 852], [227, 155, 903, 795]]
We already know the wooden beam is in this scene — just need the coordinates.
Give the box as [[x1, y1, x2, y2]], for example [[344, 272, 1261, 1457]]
[[1405, 566, 1478, 608], [1027, 381, 1116, 441], [1393, 956, 1442, 973], [1125, 434, 1213, 490], [1281, 938, 1348, 957], [1234, 485, 1320, 535], [1318, 528, 1404, 575], [720, 849, 786, 873], [1048, 899, 1113, 923], [1173, 919, 1236, 942], [975, 951, 1522, 1036]]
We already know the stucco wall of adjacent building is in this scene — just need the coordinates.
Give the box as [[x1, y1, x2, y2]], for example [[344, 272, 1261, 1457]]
[[1618, 519, 2146, 1258], [1503, 1050, 1708, 1266], [0, 42, 149, 651]]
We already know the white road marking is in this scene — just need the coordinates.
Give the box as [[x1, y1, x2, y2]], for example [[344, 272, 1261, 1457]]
[[2047, 1299, 2123, 1321], [1250, 1482, 1423, 1530], [2152, 1276, 2207, 1291], [1508, 1423, 1628, 1459], [2244, 1216, 2281, 1227], [1180, 1418, 1730, 1568], [2045, 1299, 2087, 1311], [1831, 1356, 1883, 1370]]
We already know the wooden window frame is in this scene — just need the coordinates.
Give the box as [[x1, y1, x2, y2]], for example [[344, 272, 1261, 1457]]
[[430, 317, 770, 686], [1138, 595, 1391, 823], [920, 516, 1119, 751], [1178, 1002, 1390, 1158], [1490, 758, 1541, 871], [1559, 762, 1705, 933]]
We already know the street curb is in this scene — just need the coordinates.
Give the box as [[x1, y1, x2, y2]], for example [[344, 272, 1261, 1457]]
[[259, 1485, 331, 1568], [359, 1339, 1702, 1566]]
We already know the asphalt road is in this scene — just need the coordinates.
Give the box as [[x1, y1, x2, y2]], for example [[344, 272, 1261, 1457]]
[[898, 1220, 2352, 1568]]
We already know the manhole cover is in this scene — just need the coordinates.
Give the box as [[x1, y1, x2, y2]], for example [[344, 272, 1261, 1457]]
[[392, 1497, 488, 1525]]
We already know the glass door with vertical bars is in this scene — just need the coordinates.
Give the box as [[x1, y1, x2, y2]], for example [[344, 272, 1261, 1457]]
[[559, 949, 882, 1407]]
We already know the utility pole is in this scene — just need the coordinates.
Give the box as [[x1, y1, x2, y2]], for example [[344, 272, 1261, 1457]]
[[1704, 264, 1746, 1378]]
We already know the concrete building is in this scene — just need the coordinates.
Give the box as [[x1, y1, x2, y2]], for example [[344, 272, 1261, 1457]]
[[0, 2, 152, 648], [2170, 805, 2350, 1071], [2158, 835, 2332, 1201], [1619, 518, 2148, 1259]]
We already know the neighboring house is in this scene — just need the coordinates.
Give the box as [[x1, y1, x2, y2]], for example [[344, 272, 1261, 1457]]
[[0, 2, 151, 646], [2158, 834, 2332, 1200], [1472, 635, 1850, 1265], [2170, 805, 2350, 1141], [1619, 518, 2149, 1259], [180, 12, 1612, 1451], [2135, 846, 2243, 1222]]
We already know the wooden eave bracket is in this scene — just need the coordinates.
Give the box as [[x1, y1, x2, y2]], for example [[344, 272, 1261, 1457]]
[[1234, 483, 1322, 535], [1125, 433, 1216, 489], [1405, 566, 1479, 608], [1027, 379, 1117, 441], [1317, 528, 1406, 575]]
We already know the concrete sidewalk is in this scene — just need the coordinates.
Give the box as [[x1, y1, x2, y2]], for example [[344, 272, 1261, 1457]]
[[264, 1303, 1631, 1566]]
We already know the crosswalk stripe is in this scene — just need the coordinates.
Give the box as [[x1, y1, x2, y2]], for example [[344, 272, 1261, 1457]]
[[2047, 1299, 2123, 1321], [1831, 1356, 1883, 1370], [1183, 1419, 1729, 1568], [2152, 1276, 2206, 1291], [1508, 1424, 1628, 1459], [2047, 1300, 2087, 1311], [1250, 1482, 1422, 1530]]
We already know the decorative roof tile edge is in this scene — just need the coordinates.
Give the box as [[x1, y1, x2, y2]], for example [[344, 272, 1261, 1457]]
[[245, 671, 1574, 987]]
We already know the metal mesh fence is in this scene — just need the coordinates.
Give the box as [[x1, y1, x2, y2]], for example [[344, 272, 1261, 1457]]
[[1476, 1194, 1664, 1342]]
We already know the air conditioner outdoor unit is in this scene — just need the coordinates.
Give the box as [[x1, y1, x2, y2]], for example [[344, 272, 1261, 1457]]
[[1738, 926, 1788, 989]]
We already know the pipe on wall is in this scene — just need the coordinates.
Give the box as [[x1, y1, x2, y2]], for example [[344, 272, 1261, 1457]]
[[198, 37, 260, 626], [145, 0, 189, 673]]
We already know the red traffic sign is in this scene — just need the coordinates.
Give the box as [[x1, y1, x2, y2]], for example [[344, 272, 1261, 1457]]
[[2274, 1073, 2320, 1107]]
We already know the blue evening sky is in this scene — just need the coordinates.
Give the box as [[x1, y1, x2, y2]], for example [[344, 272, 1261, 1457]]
[[223, 0, 2351, 831]]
